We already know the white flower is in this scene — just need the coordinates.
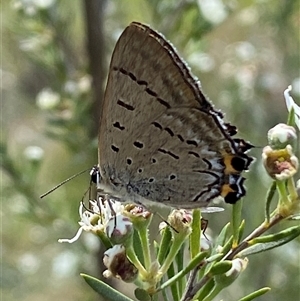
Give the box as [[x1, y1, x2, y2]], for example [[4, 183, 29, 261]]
[[284, 85, 300, 130], [58, 198, 124, 244]]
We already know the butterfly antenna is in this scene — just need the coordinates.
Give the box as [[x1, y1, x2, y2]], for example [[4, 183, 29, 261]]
[[142, 206, 178, 233], [158, 213, 178, 233], [40, 168, 91, 199]]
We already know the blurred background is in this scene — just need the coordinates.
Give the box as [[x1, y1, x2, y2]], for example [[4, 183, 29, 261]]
[[1, 0, 299, 300]]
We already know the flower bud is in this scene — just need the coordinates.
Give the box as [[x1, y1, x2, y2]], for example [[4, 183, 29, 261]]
[[225, 258, 248, 278], [123, 204, 152, 229], [215, 258, 248, 287], [268, 123, 297, 149], [103, 245, 138, 282], [168, 209, 192, 234]]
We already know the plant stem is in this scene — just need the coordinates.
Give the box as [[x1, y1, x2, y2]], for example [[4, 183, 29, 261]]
[[224, 213, 284, 260]]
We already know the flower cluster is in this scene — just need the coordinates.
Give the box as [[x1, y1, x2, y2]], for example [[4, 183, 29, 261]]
[[59, 197, 219, 294], [58, 198, 141, 282], [262, 86, 300, 217]]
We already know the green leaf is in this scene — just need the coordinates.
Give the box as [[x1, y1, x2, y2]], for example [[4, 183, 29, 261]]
[[157, 225, 172, 264], [209, 261, 232, 276], [219, 236, 234, 256], [211, 223, 230, 256], [195, 278, 215, 301], [205, 253, 224, 264], [232, 201, 243, 245], [135, 288, 151, 301], [287, 105, 296, 126], [158, 251, 208, 291], [133, 216, 152, 270], [175, 243, 185, 297], [237, 287, 271, 301], [237, 220, 245, 243], [167, 258, 180, 301], [98, 231, 113, 249], [81, 273, 134, 301], [133, 229, 144, 266], [190, 209, 201, 259], [237, 225, 300, 257]]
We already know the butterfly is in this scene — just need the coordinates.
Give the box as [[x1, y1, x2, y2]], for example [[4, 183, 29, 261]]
[[94, 22, 252, 209]]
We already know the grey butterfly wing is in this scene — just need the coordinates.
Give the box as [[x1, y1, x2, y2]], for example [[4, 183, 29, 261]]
[[98, 22, 252, 208], [115, 107, 229, 207]]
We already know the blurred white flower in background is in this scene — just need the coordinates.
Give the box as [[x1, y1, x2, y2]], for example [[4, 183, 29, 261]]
[[30, 0, 56, 9], [64, 75, 92, 96], [13, 0, 56, 15], [291, 78, 300, 96], [235, 42, 256, 61], [197, 0, 227, 24], [189, 52, 215, 73], [78, 75, 92, 93], [36, 88, 60, 110], [52, 250, 79, 278], [64, 80, 78, 95], [17, 253, 41, 275], [24, 146, 44, 161]]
